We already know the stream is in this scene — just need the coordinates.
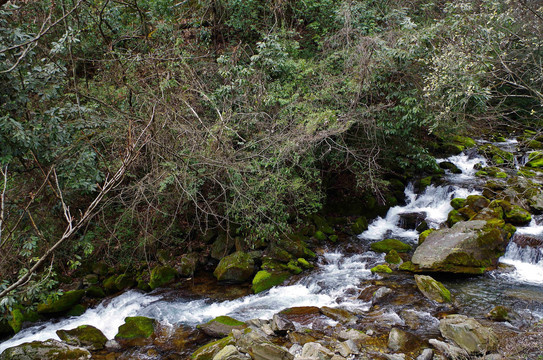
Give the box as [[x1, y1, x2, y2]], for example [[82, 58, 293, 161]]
[[1, 141, 543, 355]]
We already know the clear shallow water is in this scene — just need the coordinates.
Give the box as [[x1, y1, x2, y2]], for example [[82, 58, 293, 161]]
[[2, 144, 543, 354]]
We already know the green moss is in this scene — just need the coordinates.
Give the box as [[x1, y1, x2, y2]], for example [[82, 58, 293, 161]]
[[66, 304, 86, 317], [328, 234, 338, 243], [399, 261, 417, 272], [504, 204, 532, 225], [287, 260, 303, 274], [415, 275, 451, 303], [115, 316, 155, 340], [56, 325, 108, 350], [297, 258, 312, 269], [149, 266, 177, 290], [450, 198, 466, 210], [252, 270, 290, 294], [453, 135, 476, 148], [213, 251, 255, 283], [37, 290, 85, 315], [86, 285, 106, 298], [191, 335, 235, 360], [385, 249, 402, 264], [115, 274, 136, 291], [370, 265, 393, 274], [419, 176, 433, 191], [351, 216, 368, 234], [314, 230, 327, 241], [475, 170, 488, 177], [207, 316, 245, 327], [303, 247, 316, 259], [103, 275, 117, 293], [370, 239, 412, 253], [526, 157, 543, 168], [518, 168, 536, 177], [447, 209, 464, 227], [9, 309, 24, 333], [418, 229, 435, 245]]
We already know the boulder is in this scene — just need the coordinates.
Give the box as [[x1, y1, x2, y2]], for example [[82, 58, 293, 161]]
[[439, 315, 498, 354], [335, 339, 359, 357], [271, 313, 295, 335], [252, 270, 290, 294], [385, 250, 402, 264], [0, 339, 91, 360], [388, 328, 421, 352], [370, 239, 412, 253], [115, 316, 156, 346], [214, 252, 255, 283], [414, 275, 452, 303], [198, 316, 246, 338], [56, 325, 108, 350], [351, 216, 368, 234], [370, 265, 392, 274], [149, 265, 177, 289], [37, 290, 85, 315], [411, 220, 512, 274], [177, 253, 199, 277], [301, 342, 334, 360]]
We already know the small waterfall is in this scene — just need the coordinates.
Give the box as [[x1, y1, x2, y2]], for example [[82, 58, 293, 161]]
[[499, 226, 543, 285]]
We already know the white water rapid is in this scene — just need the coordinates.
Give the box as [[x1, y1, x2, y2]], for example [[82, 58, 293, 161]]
[[2, 143, 543, 354]]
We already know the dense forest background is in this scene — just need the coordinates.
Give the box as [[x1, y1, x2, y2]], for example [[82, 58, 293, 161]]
[[0, 0, 542, 310]]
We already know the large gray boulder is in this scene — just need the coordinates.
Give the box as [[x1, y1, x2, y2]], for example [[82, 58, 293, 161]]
[[439, 315, 498, 355], [0, 339, 91, 360], [411, 220, 512, 274]]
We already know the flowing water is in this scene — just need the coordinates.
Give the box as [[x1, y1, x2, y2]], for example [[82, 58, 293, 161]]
[[1, 143, 543, 354]]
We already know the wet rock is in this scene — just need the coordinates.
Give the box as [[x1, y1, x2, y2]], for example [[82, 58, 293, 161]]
[[486, 306, 510, 322], [56, 325, 108, 350], [301, 342, 334, 360], [280, 307, 322, 326], [149, 265, 177, 290], [289, 344, 303, 356], [0, 339, 91, 360], [385, 250, 402, 265], [85, 285, 106, 298], [439, 161, 462, 174], [370, 239, 412, 253], [214, 251, 255, 283], [383, 354, 406, 360], [277, 236, 316, 260], [388, 328, 420, 352], [429, 339, 469, 359], [114, 274, 136, 291], [416, 348, 433, 360], [198, 316, 247, 338], [337, 329, 370, 344], [37, 290, 85, 315], [192, 336, 235, 360], [320, 307, 357, 325], [439, 315, 498, 354], [411, 220, 511, 274], [271, 313, 295, 335], [371, 287, 393, 305], [252, 270, 290, 294], [450, 198, 466, 210], [213, 345, 248, 360], [498, 200, 532, 225], [335, 339, 359, 357], [399, 213, 427, 230], [414, 275, 452, 303], [115, 316, 156, 347]]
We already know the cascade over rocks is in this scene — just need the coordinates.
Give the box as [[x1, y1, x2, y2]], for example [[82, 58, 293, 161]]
[[410, 220, 512, 274]]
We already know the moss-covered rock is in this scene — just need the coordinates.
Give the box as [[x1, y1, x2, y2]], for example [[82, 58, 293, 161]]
[[0, 339, 91, 360], [385, 250, 402, 264], [56, 325, 108, 350], [498, 200, 532, 225], [102, 275, 118, 294], [480, 144, 514, 165], [8, 309, 24, 333], [297, 258, 313, 269], [277, 235, 315, 259], [419, 176, 433, 191], [213, 251, 255, 283], [287, 260, 303, 274], [351, 216, 368, 234], [210, 232, 234, 260], [451, 198, 466, 210], [92, 262, 109, 276], [191, 335, 235, 360], [411, 220, 511, 274], [177, 253, 199, 277], [418, 229, 435, 245], [85, 285, 106, 298], [414, 275, 452, 303], [370, 239, 412, 253], [252, 270, 290, 294], [197, 316, 246, 338], [37, 290, 85, 315], [114, 274, 136, 291], [66, 304, 86, 317], [454, 136, 476, 148], [486, 305, 510, 322], [312, 214, 334, 235], [149, 265, 177, 290], [370, 265, 393, 274], [115, 316, 155, 341], [447, 209, 464, 227], [439, 161, 462, 174], [314, 230, 327, 241]]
